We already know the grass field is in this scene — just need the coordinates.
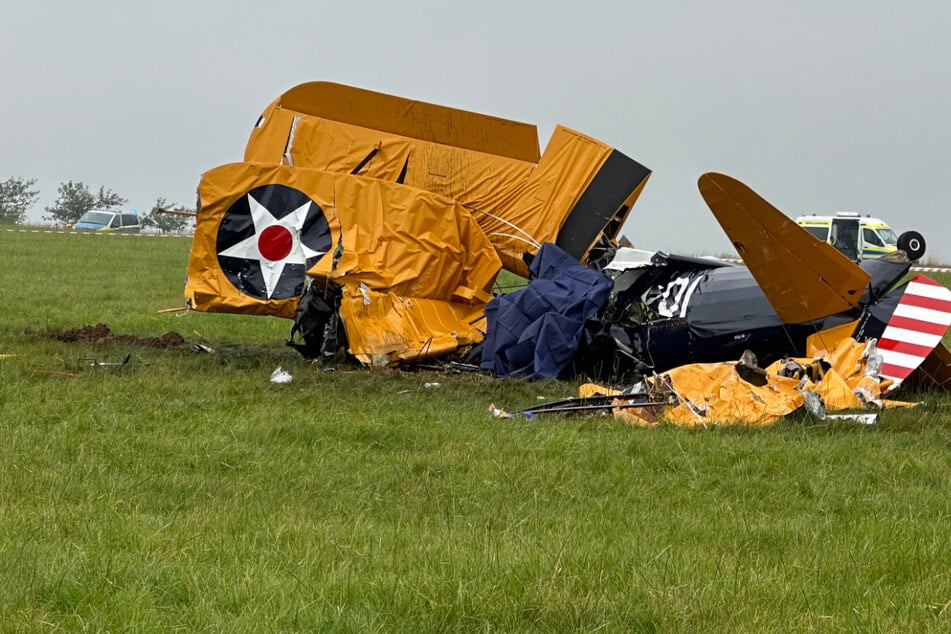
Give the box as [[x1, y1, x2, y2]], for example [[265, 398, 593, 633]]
[[1, 229, 951, 631]]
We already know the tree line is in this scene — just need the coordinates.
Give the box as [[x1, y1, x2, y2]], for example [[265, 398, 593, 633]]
[[0, 176, 192, 233]]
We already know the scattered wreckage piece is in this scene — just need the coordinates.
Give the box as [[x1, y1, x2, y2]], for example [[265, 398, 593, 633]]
[[270, 366, 293, 384], [824, 413, 879, 425], [490, 384, 674, 422], [557, 337, 917, 428], [519, 392, 673, 418], [79, 353, 147, 370], [523, 400, 644, 416], [185, 82, 651, 367]]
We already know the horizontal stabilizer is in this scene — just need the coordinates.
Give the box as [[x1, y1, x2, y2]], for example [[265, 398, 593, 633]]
[[698, 173, 871, 324]]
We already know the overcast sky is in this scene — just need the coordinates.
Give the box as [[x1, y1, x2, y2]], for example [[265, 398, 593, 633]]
[[3, 1, 949, 261]]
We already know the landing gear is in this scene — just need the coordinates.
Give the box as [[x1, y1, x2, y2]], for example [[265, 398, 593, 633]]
[[897, 231, 926, 262]]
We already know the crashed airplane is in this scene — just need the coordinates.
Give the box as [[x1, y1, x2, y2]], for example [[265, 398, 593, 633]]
[[185, 81, 951, 394], [186, 81, 649, 365], [485, 173, 951, 394]]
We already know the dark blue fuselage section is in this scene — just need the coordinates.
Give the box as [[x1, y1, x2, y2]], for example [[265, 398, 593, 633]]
[[637, 266, 858, 371]]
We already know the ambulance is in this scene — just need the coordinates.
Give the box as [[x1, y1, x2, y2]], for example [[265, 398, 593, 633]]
[[795, 212, 925, 262]]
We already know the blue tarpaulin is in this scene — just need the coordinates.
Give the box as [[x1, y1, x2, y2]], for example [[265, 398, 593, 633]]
[[481, 242, 613, 379]]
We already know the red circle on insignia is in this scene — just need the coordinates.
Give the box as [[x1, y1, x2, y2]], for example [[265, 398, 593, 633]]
[[258, 225, 293, 261]]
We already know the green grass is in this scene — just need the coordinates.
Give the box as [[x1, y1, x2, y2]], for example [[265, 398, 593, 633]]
[[1, 230, 951, 631]]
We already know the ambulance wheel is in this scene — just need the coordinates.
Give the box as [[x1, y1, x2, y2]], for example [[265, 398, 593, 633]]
[[897, 231, 926, 261]]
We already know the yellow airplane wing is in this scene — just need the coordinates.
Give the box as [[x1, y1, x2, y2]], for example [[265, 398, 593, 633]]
[[243, 81, 649, 276], [185, 162, 500, 365], [698, 172, 871, 324]]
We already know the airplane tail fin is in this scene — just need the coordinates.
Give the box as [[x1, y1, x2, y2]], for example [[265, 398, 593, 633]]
[[875, 275, 951, 392], [904, 342, 951, 392], [698, 172, 871, 324]]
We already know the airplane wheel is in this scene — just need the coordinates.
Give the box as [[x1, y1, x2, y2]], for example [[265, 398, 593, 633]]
[[897, 231, 926, 261]]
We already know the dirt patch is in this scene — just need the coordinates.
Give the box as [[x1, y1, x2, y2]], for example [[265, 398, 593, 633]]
[[49, 323, 188, 349]]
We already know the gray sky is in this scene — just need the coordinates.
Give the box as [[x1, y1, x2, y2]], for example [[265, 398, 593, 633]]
[[3, 1, 949, 261]]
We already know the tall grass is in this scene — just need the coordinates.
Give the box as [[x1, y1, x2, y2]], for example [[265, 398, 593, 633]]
[[1, 230, 950, 631]]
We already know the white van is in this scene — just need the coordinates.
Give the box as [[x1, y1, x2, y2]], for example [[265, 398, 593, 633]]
[[73, 209, 142, 234], [795, 212, 925, 262]]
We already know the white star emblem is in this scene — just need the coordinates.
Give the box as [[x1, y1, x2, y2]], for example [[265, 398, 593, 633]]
[[219, 193, 326, 299]]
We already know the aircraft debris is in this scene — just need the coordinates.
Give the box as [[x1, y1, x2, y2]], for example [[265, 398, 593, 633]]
[[508, 175, 951, 391], [503, 337, 915, 427], [181, 82, 951, 405], [186, 81, 649, 367], [520, 394, 669, 419], [270, 366, 293, 384], [79, 353, 145, 369], [825, 413, 878, 425], [489, 404, 513, 419]]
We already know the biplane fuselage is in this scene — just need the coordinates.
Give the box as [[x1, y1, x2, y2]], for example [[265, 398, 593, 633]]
[[570, 250, 909, 381]]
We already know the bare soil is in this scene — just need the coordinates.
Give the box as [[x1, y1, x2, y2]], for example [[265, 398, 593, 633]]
[[48, 323, 188, 349]]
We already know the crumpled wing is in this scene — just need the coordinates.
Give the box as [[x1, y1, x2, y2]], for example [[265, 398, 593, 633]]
[[698, 172, 870, 324], [186, 162, 501, 365], [243, 82, 649, 276]]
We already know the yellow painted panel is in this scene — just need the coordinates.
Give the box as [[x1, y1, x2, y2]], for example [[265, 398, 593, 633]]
[[698, 172, 870, 324]]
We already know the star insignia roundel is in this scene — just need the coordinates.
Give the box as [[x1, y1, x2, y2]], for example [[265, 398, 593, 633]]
[[215, 184, 332, 301]]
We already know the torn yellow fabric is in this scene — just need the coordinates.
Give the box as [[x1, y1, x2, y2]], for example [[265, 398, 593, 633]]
[[656, 363, 804, 427], [579, 383, 620, 398], [581, 338, 918, 427], [806, 320, 860, 358], [339, 288, 486, 366]]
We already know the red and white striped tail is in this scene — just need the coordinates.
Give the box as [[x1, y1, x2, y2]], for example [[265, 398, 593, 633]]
[[878, 275, 951, 391]]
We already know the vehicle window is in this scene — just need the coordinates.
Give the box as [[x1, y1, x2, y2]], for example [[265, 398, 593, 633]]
[[122, 214, 138, 226], [803, 226, 828, 241], [109, 215, 120, 228], [863, 228, 884, 247], [878, 228, 898, 246], [79, 211, 113, 225]]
